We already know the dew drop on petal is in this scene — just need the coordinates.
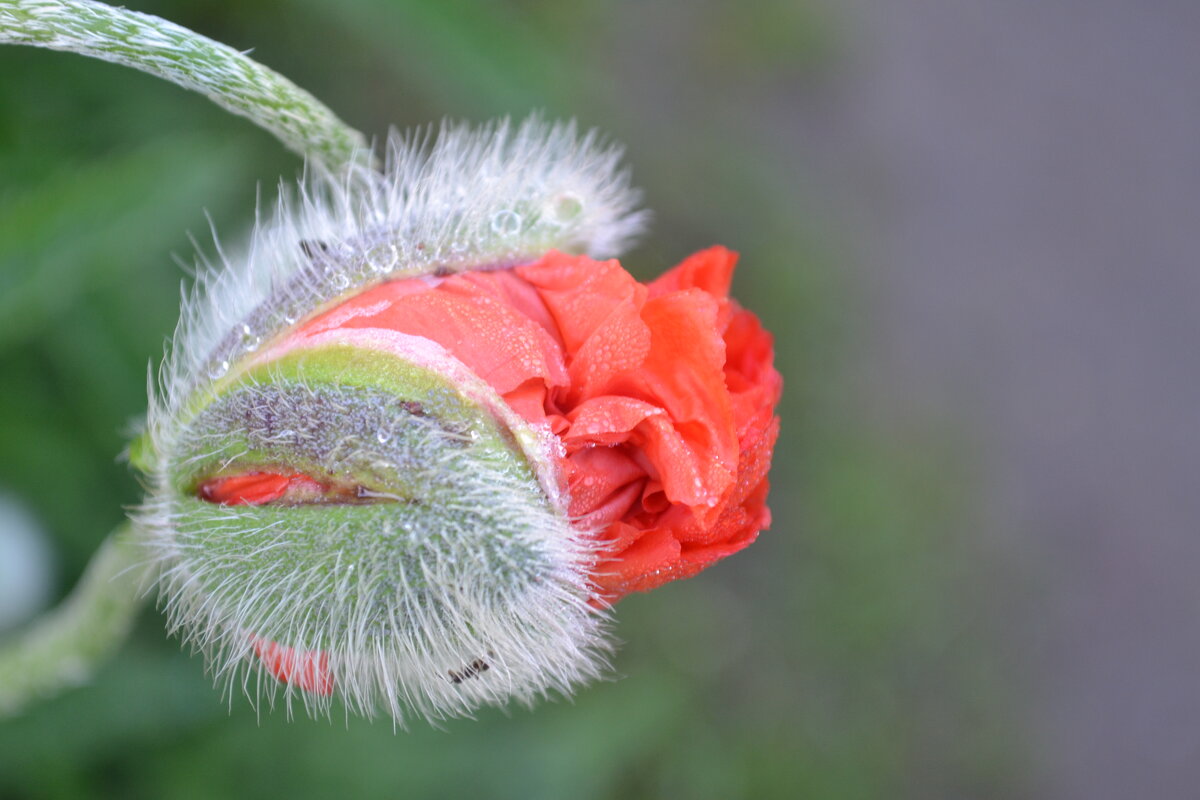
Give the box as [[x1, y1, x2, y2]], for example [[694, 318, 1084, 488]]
[[208, 360, 230, 380]]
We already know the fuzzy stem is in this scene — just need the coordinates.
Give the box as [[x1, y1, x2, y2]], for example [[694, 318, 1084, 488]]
[[0, 0, 370, 170], [0, 524, 151, 717]]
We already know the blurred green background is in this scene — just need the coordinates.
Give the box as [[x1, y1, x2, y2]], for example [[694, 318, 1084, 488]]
[[0, 1, 1019, 797]]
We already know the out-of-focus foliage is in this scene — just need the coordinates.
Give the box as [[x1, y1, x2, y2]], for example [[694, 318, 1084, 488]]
[[0, 1, 1019, 797]]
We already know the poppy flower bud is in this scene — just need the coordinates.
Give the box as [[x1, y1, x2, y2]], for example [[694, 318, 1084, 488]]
[[135, 118, 780, 723]]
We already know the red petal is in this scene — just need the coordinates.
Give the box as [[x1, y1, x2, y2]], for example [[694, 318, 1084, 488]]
[[609, 289, 739, 519], [296, 273, 567, 403], [647, 245, 738, 299], [565, 445, 646, 529], [518, 254, 651, 406], [251, 637, 334, 695], [199, 473, 325, 506]]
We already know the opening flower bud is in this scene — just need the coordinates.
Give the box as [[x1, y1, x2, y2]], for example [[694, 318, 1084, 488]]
[[137, 118, 780, 723]]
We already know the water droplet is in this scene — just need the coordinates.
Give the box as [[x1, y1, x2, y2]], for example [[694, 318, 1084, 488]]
[[548, 193, 583, 225], [239, 324, 260, 352], [491, 209, 522, 236], [376, 429, 391, 445], [368, 243, 399, 274], [208, 360, 229, 380]]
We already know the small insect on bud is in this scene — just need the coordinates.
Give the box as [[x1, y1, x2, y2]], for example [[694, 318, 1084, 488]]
[[135, 118, 781, 724]]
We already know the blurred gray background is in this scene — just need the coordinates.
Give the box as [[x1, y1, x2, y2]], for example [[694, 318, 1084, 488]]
[[809, 2, 1200, 796]]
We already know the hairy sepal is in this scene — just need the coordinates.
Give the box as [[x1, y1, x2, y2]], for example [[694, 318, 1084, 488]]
[[140, 344, 608, 723], [158, 116, 648, 415]]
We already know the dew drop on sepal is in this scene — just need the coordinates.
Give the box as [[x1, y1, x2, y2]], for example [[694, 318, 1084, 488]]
[[367, 243, 399, 274], [491, 209, 522, 237], [548, 193, 584, 225], [239, 324, 261, 352]]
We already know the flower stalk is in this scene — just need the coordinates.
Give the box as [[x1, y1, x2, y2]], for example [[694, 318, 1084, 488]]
[[0, 525, 150, 717], [0, 0, 370, 171]]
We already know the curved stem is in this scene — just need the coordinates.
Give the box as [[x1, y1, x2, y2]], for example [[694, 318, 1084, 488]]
[[0, 524, 152, 717], [0, 0, 371, 171]]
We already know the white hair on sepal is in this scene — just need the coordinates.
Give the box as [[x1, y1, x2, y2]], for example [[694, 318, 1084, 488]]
[[153, 115, 648, 429], [141, 394, 614, 725], [138, 337, 616, 723]]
